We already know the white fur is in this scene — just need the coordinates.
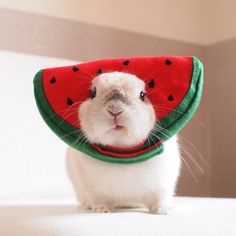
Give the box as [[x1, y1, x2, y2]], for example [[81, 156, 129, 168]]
[[66, 72, 181, 214]]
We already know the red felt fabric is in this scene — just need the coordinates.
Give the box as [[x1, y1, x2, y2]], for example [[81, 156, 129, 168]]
[[92, 141, 162, 158], [42, 56, 192, 128]]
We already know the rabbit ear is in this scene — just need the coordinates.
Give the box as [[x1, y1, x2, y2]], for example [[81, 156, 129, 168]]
[[33, 56, 203, 164]]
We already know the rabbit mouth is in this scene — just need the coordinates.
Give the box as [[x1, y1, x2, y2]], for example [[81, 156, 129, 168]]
[[105, 124, 124, 134], [114, 125, 124, 130], [107, 124, 126, 134], [111, 125, 131, 137]]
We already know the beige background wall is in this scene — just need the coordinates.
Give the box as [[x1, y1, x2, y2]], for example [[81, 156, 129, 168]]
[[0, 0, 207, 44], [0, 0, 235, 45], [0, 2, 235, 197], [206, 40, 236, 197]]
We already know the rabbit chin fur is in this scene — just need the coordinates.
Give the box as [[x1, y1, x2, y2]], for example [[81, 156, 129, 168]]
[[66, 72, 181, 214]]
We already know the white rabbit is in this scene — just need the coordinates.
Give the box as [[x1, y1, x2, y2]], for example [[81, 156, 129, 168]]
[[66, 72, 181, 214]]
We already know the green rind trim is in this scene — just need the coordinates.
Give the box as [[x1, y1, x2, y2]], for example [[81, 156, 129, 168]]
[[33, 56, 203, 164], [146, 56, 204, 145], [33, 70, 164, 163]]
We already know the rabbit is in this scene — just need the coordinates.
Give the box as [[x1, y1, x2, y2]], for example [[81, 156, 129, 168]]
[[66, 71, 181, 214]]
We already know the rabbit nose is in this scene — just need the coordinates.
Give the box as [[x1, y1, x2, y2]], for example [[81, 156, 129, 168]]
[[105, 89, 126, 103], [107, 109, 123, 117]]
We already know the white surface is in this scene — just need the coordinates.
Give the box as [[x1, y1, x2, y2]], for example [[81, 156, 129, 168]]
[[0, 197, 236, 236], [0, 50, 77, 200]]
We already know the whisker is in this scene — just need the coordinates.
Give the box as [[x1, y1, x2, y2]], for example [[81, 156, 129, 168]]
[[180, 154, 199, 182], [151, 103, 206, 128], [155, 123, 206, 169], [80, 68, 95, 79], [178, 143, 204, 175], [43, 100, 84, 121], [146, 135, 151, 148], [60, 130, 80, 139], [58, 110, 79, 126], [178, 136, 207, 166], [152, 126, 171, 141], [147, 132, 161, 148], [151, 123, 205, 177], [71, 132, 88, 150], [143, 65, 166, 81]]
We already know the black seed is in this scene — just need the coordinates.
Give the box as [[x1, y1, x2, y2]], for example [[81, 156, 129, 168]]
[[73, 66, 79, 72], [50, 77, 56, 84], [168, 95, 174, 101], [67, 98, 73, 106], [148, 79, 155, 88], [123, 60, 129, 66], [97, 69, 103, 75], [165, 59, 172, 65]]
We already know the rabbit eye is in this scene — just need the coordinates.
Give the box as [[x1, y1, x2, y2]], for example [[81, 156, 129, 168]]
[[140, 91, 146, 101], [91, 87, 97, 99]]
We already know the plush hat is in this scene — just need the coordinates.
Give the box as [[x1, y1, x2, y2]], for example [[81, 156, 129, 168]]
[[34, 56, 203, 164]]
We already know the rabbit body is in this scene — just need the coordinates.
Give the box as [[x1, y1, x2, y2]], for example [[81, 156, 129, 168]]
[[66, 72, 181, 214]]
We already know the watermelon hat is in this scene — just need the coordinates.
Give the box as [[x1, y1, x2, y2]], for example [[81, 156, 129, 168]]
[[34, 56, 203, 164]]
